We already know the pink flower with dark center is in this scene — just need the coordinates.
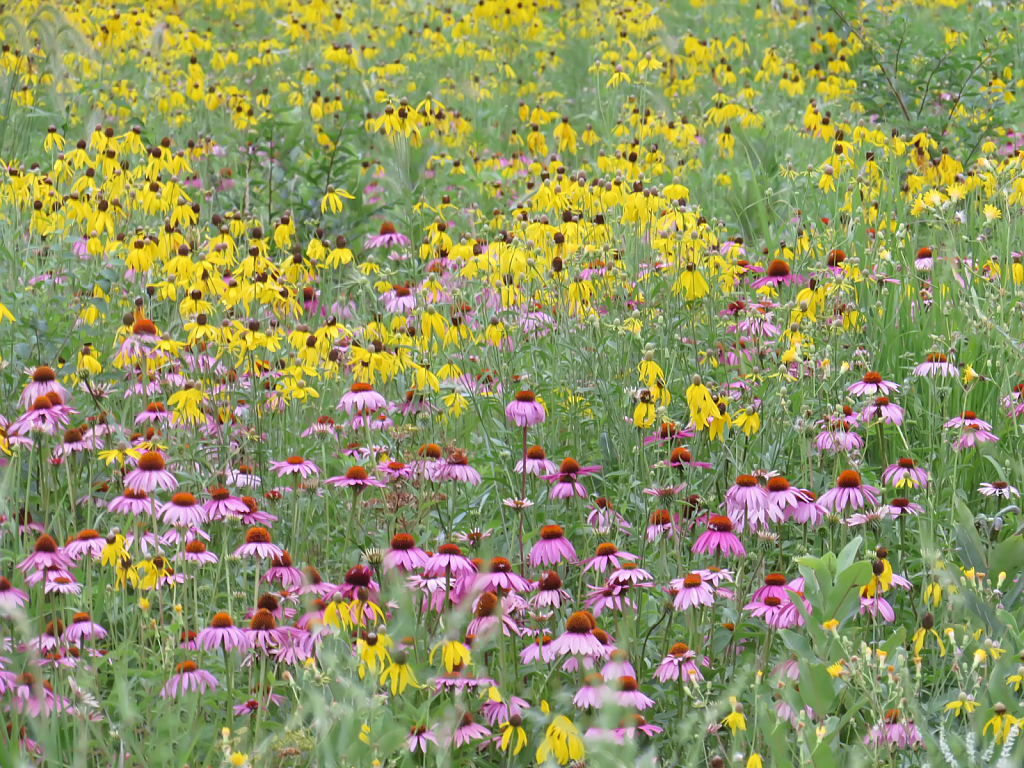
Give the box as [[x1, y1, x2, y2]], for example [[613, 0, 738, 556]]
[[953, 424, 998, 451], [750, 259, 804, 289], [424, 543, 476, 577], [65, 612, 107, 642], [432, 451, 481, 485], [858, 397, 904, 426], [724, 475, 768, 531], [847, 371, 898, 396], [529, 525, 577, 567], [818, 471, 880, 512], [881, 459, 928, 489], [516, 444, 556, 475], [19, 366, 68, 409], [549, 611, 604, 656], [670, 573, 714, 610], [912, 352, 956, 377], [979, 481, 1019, 498], [407, 725, 438, 754], [505, 390, 546, 426], [124, 452, 177, 493], [160, 661, 219, 698], [475, 557, 532, 594], [654, 643, 703, 682], [582, 542, 636, 574], [383, 533, 429, 572], [325, 465, 387, 491], [204, 487, 250, 521], [338, 382, 387, 415], [365, 221, 410, 249], [614, 676, 654, 709], [531, 570, 572, 609], [692, 516, 745, 557], [16, 535, 71, 574], [160, 492, 208, 527], [64, 529, 105, 562], [234, 527, 283, 560], [269, 456, 320, 478], [573, 673, 610, 709]]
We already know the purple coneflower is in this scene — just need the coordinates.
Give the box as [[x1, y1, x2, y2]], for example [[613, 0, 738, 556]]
[[614, 676, 654, 709], [432, 451, 482, 485], [582, 542, 636, 574], [516, 445, 557, 475], [109, 487, 152, 517], [124, 451, 177, 493], [531, 571, 571, 609], [269, 455, 320, 478], [450, 712, 490, 748], [667, 445, 712, 469], [847, 371, 898, 396], [505, 390, 546, 426], [246, 608, 282, 652], [724, 475, 768, 530], [160, 661, 218, 698], [160, 492, 208, 527], [864, 709, 922, 749], [528, 525, 576, 567], [573, 672, 609, 709], [859, 396, 904, 426], [197, 612, 250, 652], [953, 424, 999, 451], [671, 573, 715, 610], [550, 611, 603, 656], [692, 516, 746, 558], [179, 540, 219, 565], [979, 480, 1019, 498], [338, 382, 387, 415], [234, 527, 284, 560], [64, 529, 105, 562], [0, 576, 29, 610], [424, 543, 476, 578], [912, 352, 956, 377], [365, 221, 410, 249], [325, 465, 387, 491], [65, 612, 107, 643], [654, 642, 703, 682], [17, 534, 71, 574], [882, 458, 928, 489], [751, 259, 803, 289], [476, 557, 532, 593], [818, 470, 880, 512], [205, 487, 249, 520], [383, 533, 429, 572], [408, 725, 439, 754], [19, 366, 68, 409]]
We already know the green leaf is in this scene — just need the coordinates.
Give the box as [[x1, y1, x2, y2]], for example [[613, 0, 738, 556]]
[[825, 561, 872, 622], [990, 536, 1024, 582], [879, 626, 907, 657], [798, 660, 837, 717], [759, 721, 795, 768], [836, 536, 863, 574]]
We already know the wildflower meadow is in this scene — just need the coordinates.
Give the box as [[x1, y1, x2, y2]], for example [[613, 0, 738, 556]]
[[3, 0, 1024, 765]]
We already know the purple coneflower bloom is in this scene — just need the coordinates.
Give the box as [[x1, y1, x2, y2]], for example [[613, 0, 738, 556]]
[[234, 527, 283, 560], [979, 481, 1019, 498], [338, 382, 387, 415], [476, 557, 532, 593], [953, 425, 998, 451], [614, 676, 654, 709], [876, 498, 923, 518], [864, 711, 921, 749], [160, 661, 218, 698], [847, 371, 898, 396], [246, 608, 282, 652], [516, 445, 557, 475], [550, 611, 604, 656], [160, 492, 208, 527], [692, 516, 745, 558], [424, 543, 476, 577], [178, 540, 219, 565], [325, 465, 387, 491], [654, 643, 703, 682], [269, 455, 320, 478], [505, 390, 546, 426], [205, 487, 250, 520], [671, 573, 715, 610], [109, 487, 152, 517], [64, 529, 105, 562], [944, 410, 992, 430], [529, 525, 576, 567], [450, 712, 490, 748], [382, 533, 429, 572], [859, 396, 904, 426], [751, 259, 803, 289], [124, 452, 177, 493], [818, 471, 880, 512], [882, 458, 928, 488], [573, 673, 609, 708], [365, 221, 410, 249], [912, 352, 956, 377], [531, 571, 571, 609], [724, 475, 768, 530], [65, 612, 107, 642], [860, 594, 895, 622], [196, 612, 250, 652], [432, 451, 481, 485], [19, 366, 68, 409], [0, 576, 29, 610], [408, 725, 439, 754], [582, 542, 636, 574], [17, 535, 71, 574]]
